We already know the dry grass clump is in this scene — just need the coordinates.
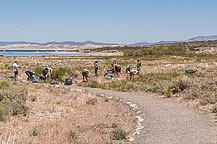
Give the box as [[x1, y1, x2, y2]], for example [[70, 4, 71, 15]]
[[110, 128, 128, 140], [212, 104, 217, 113]]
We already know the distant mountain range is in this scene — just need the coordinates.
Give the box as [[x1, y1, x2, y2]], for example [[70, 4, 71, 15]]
[[188, 35, 217, 41], [0, 41, 120, 46], [1, 35, 217, 47], [129, 35, 217, 46]]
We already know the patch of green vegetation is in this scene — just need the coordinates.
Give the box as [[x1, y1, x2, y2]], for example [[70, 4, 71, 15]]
[[0, 106, 5, 121], [0, 80, 10, 89], [123, 46, 186, 56], [34, 66, 43, 76], [53, 67, 67, 82]]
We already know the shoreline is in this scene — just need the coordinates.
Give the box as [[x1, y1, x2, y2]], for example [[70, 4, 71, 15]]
[[0, 51, 122, 57]]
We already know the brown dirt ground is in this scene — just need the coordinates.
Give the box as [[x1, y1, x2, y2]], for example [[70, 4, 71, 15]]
[[0, 82, 136, 144]]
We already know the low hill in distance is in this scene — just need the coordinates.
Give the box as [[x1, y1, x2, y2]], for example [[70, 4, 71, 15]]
[[1, 35, 217, 50], [188, 35, 217, 41]]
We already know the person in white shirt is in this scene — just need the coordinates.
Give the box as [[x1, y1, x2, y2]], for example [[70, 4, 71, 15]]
[[13, 61, 18, 81]]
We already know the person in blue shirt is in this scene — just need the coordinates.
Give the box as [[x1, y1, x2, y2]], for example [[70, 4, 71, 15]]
[[137, 60, 142, 74], [25, 70, 35, 81], [94, 60, 99, 76]]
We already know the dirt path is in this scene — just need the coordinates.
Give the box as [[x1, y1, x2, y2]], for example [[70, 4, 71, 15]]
[[70, 86, 217, 144]]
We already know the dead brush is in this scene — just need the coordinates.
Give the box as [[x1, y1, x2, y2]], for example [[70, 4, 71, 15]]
[[86, 97, 97, 105], [0, 132, 17, 144]]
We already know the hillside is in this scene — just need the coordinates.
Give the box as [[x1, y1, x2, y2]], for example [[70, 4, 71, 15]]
[[188, 35, 217, 41]]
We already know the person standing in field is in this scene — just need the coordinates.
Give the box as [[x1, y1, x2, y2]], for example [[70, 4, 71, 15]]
[[13, 61, 19, 81], [94, 60, 99, 76], [113, 60, 122, 76], [126, 65, 131, 79], [137, 60, 141, 74]]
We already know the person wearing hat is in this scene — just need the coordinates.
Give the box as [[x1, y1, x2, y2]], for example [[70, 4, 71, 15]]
[[94, 60, 99, 76]]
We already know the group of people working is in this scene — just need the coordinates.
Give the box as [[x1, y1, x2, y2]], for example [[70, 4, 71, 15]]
[[12, 59, 141, 83], [12, 61, 55, 82], [92, 59, 141, 80]]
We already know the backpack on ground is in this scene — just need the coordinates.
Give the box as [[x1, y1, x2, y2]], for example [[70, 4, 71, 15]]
[[104, 70, 113, 78], [185, 69, 196, 73], [64, 78, 73, 85], [32, 76, 40, 83]]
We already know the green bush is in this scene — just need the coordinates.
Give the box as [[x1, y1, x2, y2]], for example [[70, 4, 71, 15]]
[[0, 80, 10, 89], [110, 128, 127, 140], [34, 67, 43, 76], [164, 87, 173, 98], [53, 67, 67, 82]]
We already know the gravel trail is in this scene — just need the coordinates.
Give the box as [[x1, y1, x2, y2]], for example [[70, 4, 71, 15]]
[[72, 86, 217, 144]]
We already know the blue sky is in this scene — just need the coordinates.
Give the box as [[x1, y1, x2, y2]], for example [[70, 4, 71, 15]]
[[0, 0, 217, 44]]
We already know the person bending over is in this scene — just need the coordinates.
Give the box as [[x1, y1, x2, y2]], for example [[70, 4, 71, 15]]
[[82, 69, 90, 82], [25, 70, 35, 81]]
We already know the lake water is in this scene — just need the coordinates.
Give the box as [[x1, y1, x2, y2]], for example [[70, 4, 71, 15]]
[[0, 50, 90, 56]]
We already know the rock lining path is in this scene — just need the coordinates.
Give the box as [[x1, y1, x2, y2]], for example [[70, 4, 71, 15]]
[[71, 86, 217, 144]]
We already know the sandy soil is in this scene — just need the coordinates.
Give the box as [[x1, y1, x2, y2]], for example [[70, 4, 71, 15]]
[[0, 82, 136, 144]]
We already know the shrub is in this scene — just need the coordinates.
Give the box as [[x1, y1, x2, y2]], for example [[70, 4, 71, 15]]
[[88, 81, 101, 88], [212, 104, 217, 113], [67, 68, 79, 78], [0, 88, 28, 118], [86, 98, 97, 105], [175, 77, 193, 91], [68, 130, 78, 142], [110, 128, 127, 140], [123, 46, 186, 56], [30, 126, 40, 136], [199, 93, 215, 106], [30, 95, 37, 102], [183, 89, 201, 101], [0, 80, 10, 89], [0, 106, 5, 121], [125, 82, 134, 90], [164, 87, 173, 98], [34, 67, 43, 76], [53, 67, 67, 82]]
